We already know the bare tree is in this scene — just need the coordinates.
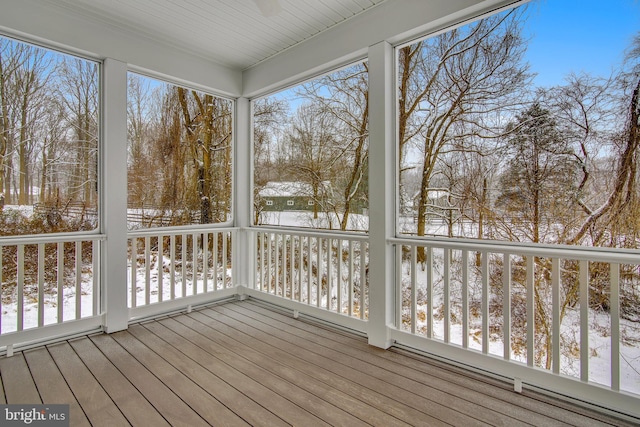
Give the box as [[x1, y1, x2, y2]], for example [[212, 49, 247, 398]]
[[38, 96, 66, 205], [253, 97, 288, 223], [7, 45, 51, 205], [399, 8, 530, 259], [285, 102, 341, 222], [561, 37, 640, 247], [177, 87, 232, 224], [0, 38, 26, 205], [297, 62, 369, 230], [57, 57, 99, 206], [127, 74, 155, 208]]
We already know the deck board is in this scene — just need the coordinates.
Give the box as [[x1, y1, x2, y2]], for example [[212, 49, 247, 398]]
[[230, 301, 635, 427], [0, 353, 41, 404], [89, 333, 211, 427], [230, 301, 610, 427], [156, 317, 350, 426], [143, 318, 330, 426], [110, 329, 250, 426], [126, 323, 289, 427], [22, 347, 91, 427], [68, 336, 170, 427], [0, 299, 635, 426], [184, 308, 447, 426], [210, 304, 515, 426], [0, 372, 5, 404], [173, 311, 413, 427], [46, 341, 130, 426]]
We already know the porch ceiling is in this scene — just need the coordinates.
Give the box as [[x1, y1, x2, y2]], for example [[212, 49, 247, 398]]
[[42, 0, 387, 70]]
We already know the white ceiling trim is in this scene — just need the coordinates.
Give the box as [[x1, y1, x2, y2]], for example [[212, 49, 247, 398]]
[[40, 0, 387, 70]]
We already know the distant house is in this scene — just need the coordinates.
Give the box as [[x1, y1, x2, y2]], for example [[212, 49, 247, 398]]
[[413, 189, 452, 220], [258, 181, 333, 212]]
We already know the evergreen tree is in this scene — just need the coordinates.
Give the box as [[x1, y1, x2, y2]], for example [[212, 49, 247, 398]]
[[496, 103, 576, 243]]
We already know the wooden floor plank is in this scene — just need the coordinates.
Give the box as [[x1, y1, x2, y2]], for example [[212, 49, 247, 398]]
[[68, 336, 171, 427], [176, 312, 415, 426], [0, 352, 41, 404], [110, 329, 250, 426], [46, 341, 130, 426], [143, 318, 331, 426], [241, 301, 631, 427], [88, 333, 210, 427], [388, 347, 630, 427], [203, 305, 483, 426], [0, 367, 6, 404], [156, 315, 371, 427], [178, 309, 431, 427], [209, 304, 502, 426], [23, 347, 91, 427], [244, 301, 610, 427], [127, 323, 290, 427], [231, 302, 573, 426]]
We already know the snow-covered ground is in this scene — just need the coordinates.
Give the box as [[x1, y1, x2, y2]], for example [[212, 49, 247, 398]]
[[1, 281, 94, 333], [400, 302, 640, 393], [259, 210, 369, 231]]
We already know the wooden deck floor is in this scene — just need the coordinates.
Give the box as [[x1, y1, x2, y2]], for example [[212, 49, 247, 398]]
[[0, 299, 635, 426]]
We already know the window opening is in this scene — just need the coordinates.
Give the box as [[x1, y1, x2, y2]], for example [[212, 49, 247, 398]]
[[0, 36, 99, 236], [253, 62, 369, 232], [127, 73, 233, 230]]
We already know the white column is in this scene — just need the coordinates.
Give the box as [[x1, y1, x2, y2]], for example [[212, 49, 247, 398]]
[[102, 58, 129, 332], [367, 41, 395, 348], [234, 97, 252, 291]]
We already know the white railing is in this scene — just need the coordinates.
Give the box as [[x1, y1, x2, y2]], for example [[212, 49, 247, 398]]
[[248, 227, 369, 329], [2, 225, 638, 417], [0, 233, 103, 354], [128, 227, 237, 320], [390, 236, 640, 416]]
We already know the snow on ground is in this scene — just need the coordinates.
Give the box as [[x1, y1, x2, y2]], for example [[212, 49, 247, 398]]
[[259, 210, 369, 231], [1, 280, 94, 333], [401, 303, 640, 393], [2, 204, 34, 217], [128, 253, 232, 307]]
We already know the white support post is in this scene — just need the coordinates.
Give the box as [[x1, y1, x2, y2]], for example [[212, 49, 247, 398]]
[[367, 41, 395, 349], [235, 97, 252, 291], [102, 58, 129, 333]]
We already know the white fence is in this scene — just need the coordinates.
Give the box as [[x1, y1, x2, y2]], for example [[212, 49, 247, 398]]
[[249, 228, 369, 329], [390, 236, 640, 417], [0, 234, 103, 355], [1, 225, 639, 417], [127, 227, 237, 320]]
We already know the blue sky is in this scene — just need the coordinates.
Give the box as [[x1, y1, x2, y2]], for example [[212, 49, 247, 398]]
[[523, 0, 640, 87]]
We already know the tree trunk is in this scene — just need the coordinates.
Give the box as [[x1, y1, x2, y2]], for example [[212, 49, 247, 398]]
[[0, 58, 9, 200], [18, 77, 30, 205], [476, 177, 487, 266], [341, 91, 368, 231], [566, 78, 640, 245]]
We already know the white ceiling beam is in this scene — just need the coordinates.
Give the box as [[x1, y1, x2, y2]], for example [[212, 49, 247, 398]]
[[0, 0, 242, 97], [242, 0, 524, 98]]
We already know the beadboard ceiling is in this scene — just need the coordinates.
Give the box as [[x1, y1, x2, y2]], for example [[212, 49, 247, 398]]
[[43, 0, 387, 70]]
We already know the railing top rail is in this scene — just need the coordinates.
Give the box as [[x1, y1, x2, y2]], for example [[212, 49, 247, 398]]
[[389, 235, 640, 264], [0, 233, 106, 246], [246, 226, 369, 242], [127, 226, 238, 238]]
